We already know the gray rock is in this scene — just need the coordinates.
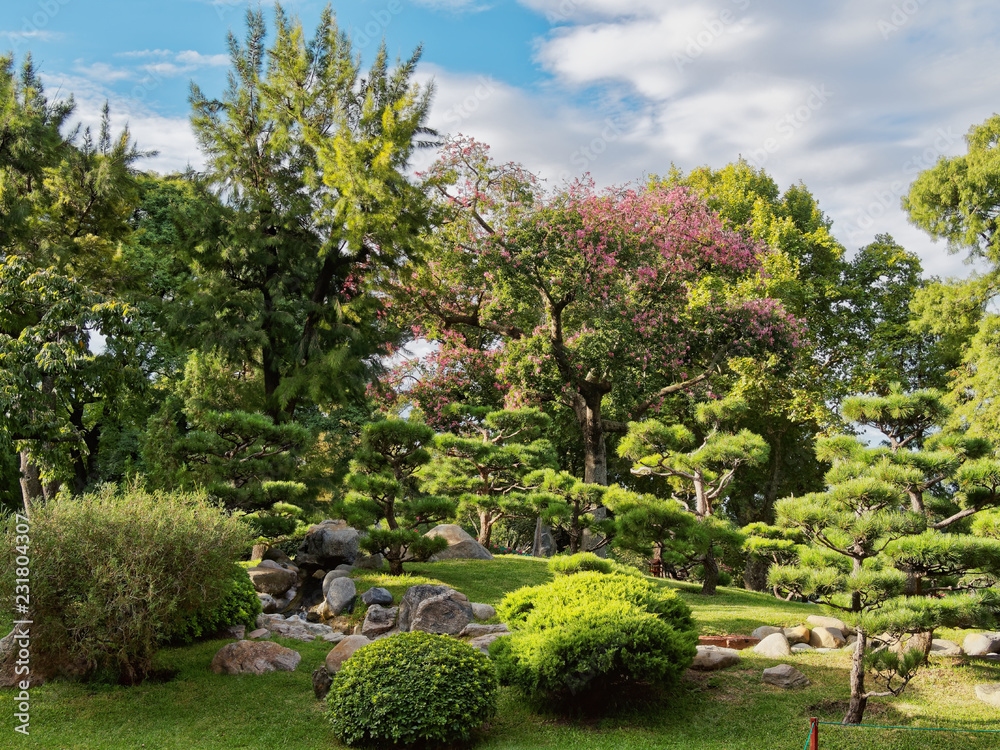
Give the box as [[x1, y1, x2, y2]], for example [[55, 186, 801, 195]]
[[262, 618, 315, 642], [298, 520, 359, 566], [752, 625, 783, 640], [325, 635, 372, 674], [808, 627, 846, 649], [222, 624, 246, 640], [210, 640, 301, 675], [397, 585, 452, 632], [690, 645, 741, 671], [410, 591, 474, 635], [247, 565, 298, 596], [754, 633, 793, 657], [807, 615, 851, 633], [323, 632, 346, 643], [930, 638, 963, 656], [262, 547, 293, 566], [257, 559, 284, 570], [762, 663, 810, 688], [975, 683, 1000, 707], [791, 643, 814, 652], [354, 553, 384, 570], [247, 628, 270, 640], [258, 594, 279, 614], [361, 587, 393, 607], [324, 575, 357, 616], [313, 666, 332, 700], [469, 632, 511, 655], [362, 605, 399, 639], [471, 603, 496, 621], [783, 626, 811, 645], [335, 564, 355, 572], [460, 623, 509, 638], [424, 524, 494, 561], [532, 516, 556, 557], [963, 633, 997, 656]]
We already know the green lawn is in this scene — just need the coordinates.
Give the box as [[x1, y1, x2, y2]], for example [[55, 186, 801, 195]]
[[3, 556, 998, 749]]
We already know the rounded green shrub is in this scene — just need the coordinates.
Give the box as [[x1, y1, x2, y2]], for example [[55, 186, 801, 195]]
[[491, 572, 697, 705], [549, 551, 644, 578], [327, 631, 498, 746], [0, 485, 251, 684], [162, 563, 262, 644]]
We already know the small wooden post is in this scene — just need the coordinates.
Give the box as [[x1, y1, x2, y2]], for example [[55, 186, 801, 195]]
[[809, 717, 819, 750]]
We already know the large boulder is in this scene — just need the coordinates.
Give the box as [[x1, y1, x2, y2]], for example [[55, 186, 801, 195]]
[[297, 520, 360, 567], [930, 639, 963, 656], [808, 627, 846, 649], [423, 524, 493, 562], [963, 632, 1000, 656], [807, 615, 851, 634], [762, 664, 810, 689], [410, 591, 474, 635], [247, 564, 298, 596], [323, 574, 357, 616], [754, 633, 792, 657], [690, 645, 741, 672], [751, 625, 783, 640], [397, 585, 452, 632], [361, 605, 398, 639], [460, 623, 509, 638], [210, 640, 301, 675], [325, 635, 372, 674]]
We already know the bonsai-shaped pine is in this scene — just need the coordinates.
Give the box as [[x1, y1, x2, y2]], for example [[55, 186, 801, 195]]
[[524, 469, 615, 555], [604, 485, 744, 585], [340, 420, 456, 575], [617, 398, 769, 594], [768, 472, 996, 724], [420, 406, 557, 548]]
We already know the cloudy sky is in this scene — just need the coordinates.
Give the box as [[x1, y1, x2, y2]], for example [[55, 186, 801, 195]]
[[4, 0, 999, 279]]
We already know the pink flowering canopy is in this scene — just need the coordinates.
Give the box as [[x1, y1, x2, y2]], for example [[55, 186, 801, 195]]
[[383, 137, 804, 481]]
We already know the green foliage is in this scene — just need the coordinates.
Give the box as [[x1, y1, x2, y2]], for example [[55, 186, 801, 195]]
[[421, 405, 558, 547], [548, 551, 643, 578], [491, 572, 698, 705], [341, 419, 455, 574], [163, 564, 261, 645], [527, 469, 614, 554], [0, 485, 251, 684], [326, 631, 497, 747]]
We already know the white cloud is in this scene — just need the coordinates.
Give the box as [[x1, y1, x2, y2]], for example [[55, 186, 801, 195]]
[[73, 61, 132, 83]]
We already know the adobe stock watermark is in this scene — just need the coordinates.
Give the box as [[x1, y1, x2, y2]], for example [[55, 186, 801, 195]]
[[747, 84, 833, 167], [11, 514, 32, 737], [7, 0, 72, 52], [845, 126, 961, 244], [878, 0, 929, 40], [674, 0, 752, 71], [350, 0, 405, 49], [443, 76, 497, 129], [556, 117, 626, 183]]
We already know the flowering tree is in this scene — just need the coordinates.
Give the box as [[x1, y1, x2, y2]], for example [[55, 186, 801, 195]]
[[385, 138, 803, 486]]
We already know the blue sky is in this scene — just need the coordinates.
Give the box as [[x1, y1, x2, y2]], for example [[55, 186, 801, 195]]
[[4, 0, 1000, 279]]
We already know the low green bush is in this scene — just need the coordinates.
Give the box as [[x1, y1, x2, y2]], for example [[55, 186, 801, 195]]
[[0, 485, 251, 684], [491, 572, 698, 705], [162, 563, 261, 644], [327, 631, 498, 746]]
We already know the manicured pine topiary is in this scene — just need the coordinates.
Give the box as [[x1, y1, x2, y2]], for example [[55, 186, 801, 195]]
[[326, 631, 498, 746]]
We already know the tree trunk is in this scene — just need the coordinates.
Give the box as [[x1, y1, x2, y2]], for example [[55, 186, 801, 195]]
[[579, 394, 608, 486], [387, 552, 404, 576], [844, 629, 868, 724], [478, 510, 493, 548], [744, 555, 769, 592], [19, 450, 42, 518], [700, 547, 720, 596]]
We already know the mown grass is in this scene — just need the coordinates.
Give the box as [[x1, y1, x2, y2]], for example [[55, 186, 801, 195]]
[[3, 556, 998, 749]]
